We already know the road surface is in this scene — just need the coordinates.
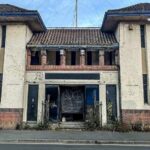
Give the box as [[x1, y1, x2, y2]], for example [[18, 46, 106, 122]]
[[0, 144, 150, 150]]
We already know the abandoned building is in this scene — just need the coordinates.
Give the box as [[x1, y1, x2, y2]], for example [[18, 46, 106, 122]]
[[0, 3, 150, 129]]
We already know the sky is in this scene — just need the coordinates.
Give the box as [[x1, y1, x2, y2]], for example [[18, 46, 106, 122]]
[[0, 0, 150, 27]]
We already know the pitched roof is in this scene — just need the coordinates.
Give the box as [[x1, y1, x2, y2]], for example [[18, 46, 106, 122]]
[[108, 3, 150, 13], [28, 28, 118, 48], [102, 3, 150, 32], [0, 4, 46, 32], [0, 4, 32, 12]]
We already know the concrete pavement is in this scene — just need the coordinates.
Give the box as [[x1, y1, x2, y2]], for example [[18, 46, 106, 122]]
[[0, 130, 150, 145]]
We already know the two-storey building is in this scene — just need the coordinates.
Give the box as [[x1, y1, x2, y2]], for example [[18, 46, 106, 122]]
[[0, 3, 150, 129]]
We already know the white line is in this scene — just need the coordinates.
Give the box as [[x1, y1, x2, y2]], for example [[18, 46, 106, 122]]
[[0, 142, 150, 147]]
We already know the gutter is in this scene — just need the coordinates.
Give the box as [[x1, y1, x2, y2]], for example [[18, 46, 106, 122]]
[[26, 43, 119, 50]]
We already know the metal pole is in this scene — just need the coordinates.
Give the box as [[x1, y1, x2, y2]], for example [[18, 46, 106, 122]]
[[74, 0, 78, 27]]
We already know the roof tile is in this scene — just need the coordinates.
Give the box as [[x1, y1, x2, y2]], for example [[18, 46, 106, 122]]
[[28, 28, 117, 47]]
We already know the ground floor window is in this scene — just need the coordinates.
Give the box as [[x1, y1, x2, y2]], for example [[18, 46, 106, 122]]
[[106, 85, 117, 123], [0, 74, 2, 101], [143, 74, 148, 104], [27, 85, 39, 121]]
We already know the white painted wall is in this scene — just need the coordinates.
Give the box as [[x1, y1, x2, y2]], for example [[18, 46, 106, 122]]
[[116, 22, 150, 110], [0, 25, 32, 108]]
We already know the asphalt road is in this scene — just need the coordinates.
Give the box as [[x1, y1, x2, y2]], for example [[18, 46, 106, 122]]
[[0, 144, 150, 150]]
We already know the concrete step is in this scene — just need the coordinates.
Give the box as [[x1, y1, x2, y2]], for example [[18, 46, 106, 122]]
[[59, 122, 85, 129]]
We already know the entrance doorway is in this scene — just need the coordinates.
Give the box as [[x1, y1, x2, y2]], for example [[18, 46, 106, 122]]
[[45, 85, 99, 123], [45, 85, 59, 122], [60, 86, 85, 122]]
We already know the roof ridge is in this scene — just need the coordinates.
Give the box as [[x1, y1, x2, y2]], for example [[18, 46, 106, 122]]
[[0, 3, 33, 12], [108, 3, 150, 12]]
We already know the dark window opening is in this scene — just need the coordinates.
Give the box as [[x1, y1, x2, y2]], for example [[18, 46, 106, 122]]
[[0, 74, 3, 102], [71, 51, 76, 65], [143, 74, 148, 104], [104, 51, 115, 65], [86, 51, 92, 65], [1, 25, 6, 48], [92, 51, 99, 65], [140, 25, 145, 48], [31, 51, 40, 65], [56, 51, 60, 65], [66, 51, 79, 65]]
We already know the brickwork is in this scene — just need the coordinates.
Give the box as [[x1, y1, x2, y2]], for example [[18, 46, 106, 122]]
[[0, 108, 23, 129], [122, 109, 150, 124], [27, 65, 118, 71]]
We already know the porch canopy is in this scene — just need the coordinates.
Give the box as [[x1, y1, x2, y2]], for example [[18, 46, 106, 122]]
[[27, 27, 119, 51]]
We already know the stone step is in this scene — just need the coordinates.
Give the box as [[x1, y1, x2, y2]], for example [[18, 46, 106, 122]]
[[59, 122, 85, 129]]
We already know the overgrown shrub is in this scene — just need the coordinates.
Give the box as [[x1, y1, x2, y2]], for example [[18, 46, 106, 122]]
[[33, 122, 49, 130], [143, 124, 150, 132], [101, 121, 131, 132], [131, 122, 143, 131]]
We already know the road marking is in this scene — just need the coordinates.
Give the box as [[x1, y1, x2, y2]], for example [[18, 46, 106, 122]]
[[0, 142, 150, 147]]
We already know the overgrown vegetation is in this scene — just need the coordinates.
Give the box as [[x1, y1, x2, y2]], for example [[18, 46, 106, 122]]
[[16, 122, 50, 130]]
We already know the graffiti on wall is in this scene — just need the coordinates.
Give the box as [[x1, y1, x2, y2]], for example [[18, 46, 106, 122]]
[[61, 87, 84, 113]]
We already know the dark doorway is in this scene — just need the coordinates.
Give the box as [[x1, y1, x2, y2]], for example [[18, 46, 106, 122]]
[[27, 85, 38, 121], [45, 85, 59, 122], [60, 86, 84, 121], [106, 85, 117, 123]]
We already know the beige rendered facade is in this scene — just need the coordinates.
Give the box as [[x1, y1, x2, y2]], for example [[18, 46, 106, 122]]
[[0, 3, 150, 129]]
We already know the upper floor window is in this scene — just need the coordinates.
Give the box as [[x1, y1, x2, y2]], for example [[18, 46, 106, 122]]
[[104, 51, 115, 65], [66, 51, 80, 65], [31, 51, 40, 65], [47, 51, 60, 65], [1, 25, 6, 48], [86, 51, 92, 65], [86, 51, 99, 65], [140, 25, 145, 48]]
